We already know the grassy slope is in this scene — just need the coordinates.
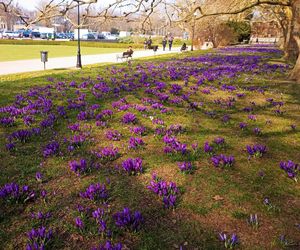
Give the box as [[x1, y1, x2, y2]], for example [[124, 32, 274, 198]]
[[0, 51, 299, 250], [0, 45, 125, 61]]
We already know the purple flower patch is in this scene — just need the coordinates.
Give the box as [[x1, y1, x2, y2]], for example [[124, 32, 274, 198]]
[[122, 113, 136, 124], [246, 144, 267, 157], [122, 158, 143, 175], [147, 173, 179, 208], [128, 137, 145, 149], [211, 154, 235, 168], [80, 183, 109, 202], [0, 182, 35, 204], [113, 207, 143, 231], [279, 160, 299, 181]]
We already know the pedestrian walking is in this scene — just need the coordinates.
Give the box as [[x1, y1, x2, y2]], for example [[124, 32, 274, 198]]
[[162, 36, 167, 51], [147, 36, 152, 48], [168, 36, 174, 51], [143, 39, 148, 49]]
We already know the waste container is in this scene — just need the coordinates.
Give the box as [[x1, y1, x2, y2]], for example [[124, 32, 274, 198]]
[[40, 51, 48, 70]]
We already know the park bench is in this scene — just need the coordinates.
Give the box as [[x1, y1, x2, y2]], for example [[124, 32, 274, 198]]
[[116, 51, 134, 62], [180, 46, 188, 52], [148, 45, 159, 52]]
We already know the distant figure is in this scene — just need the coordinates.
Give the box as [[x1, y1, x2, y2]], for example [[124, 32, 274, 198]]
[[147, 36, 152, 47], [143, 39, 148, 49], [168, 35, 174, 51], [122, 46, 134, 57], [180, 43, 187, 52], [256, 38, 259, 43], [162, 36, 167, 51]]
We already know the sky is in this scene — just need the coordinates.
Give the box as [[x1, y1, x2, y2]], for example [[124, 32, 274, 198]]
[[17, 0, 116, 11], [18, 0, 40, 10]]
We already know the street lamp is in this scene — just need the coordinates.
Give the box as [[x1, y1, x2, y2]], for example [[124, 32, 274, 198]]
[[74, 0, 97, 68]]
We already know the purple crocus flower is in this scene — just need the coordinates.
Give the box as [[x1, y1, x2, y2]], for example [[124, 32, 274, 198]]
[[26, 226, 53, 250], [43, 141, 59, 158], [147, 174, 179, 208], [279, 160, 299, 181], [69, 159, 89, 176], [178, 162, 193, 173], [122, 113, 136, 124], [122, 158, 143, 175], [253, 127, 262, 135], [246, 144, 267, 157], [113, 207, 143, 231], [219, 232, 238, 249], [211, 154, 235, 168], [204, 142, 213, 153], [214, 137, 225, 146], [128, 137, 145, 149], [106, 130, 122, 141], [80, 183, 108, 202], [75, 217, 84, 230], [92, 241, 122, 250], [130, 126, 147, 136], [239, 122, 248, 129], [0, 182, 35, 203], [35, 172, 42, 182]]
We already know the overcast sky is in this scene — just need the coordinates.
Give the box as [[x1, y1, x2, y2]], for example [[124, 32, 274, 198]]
[[18, 0, 40, 10], [18, 0, 116, 10]]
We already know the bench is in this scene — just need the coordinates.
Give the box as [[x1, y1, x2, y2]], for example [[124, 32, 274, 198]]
[[116, 51, 133, 62], [180, 46, 188, 52], [148, 45, 159, 52]]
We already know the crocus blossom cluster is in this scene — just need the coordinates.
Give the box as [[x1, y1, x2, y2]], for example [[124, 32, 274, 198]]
[[279, 160, 299, 181], [211, 154, 235, 168], [147, 174, 179, 208], [0, 182, 35, 204], [178, 162, 193, 173], [246, 144, 267, 157], [113, 207, 143, 231], [92, 241, 122, 250], [163, 135, 187, 155], [122, 113, 136, 124], [69, 159, 90, 176], [80, 183, 109, 202], [219, 232, 238, 249], [122, 158, 143, 175], [94, 146, 120, 162], [26, 226, 53, 250], [43, 141, 59, 158], [106, 130, 122, 141], [128, 137, 145, 149]]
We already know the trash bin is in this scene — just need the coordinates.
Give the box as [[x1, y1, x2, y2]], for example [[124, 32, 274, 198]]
[[40, 51, 48, 70]]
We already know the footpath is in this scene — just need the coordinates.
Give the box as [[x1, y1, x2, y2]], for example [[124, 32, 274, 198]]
[[0, 47, 181, 75]]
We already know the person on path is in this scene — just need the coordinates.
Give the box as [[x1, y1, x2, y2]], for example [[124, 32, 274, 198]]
[[143, 39, 148, 49], [168, 36, 174, 51], [147, 36, 152, 48], [162, 36, 167, 51], [122, 46, 134, 57], [180, 43, 187, 52]]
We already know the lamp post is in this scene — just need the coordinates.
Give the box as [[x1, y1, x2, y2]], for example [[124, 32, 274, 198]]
[[74, 0, 82, 68], [74, 0, 97, 68]]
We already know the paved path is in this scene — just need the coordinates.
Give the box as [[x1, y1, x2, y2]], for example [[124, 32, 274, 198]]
[[0, 47, 181, 75]]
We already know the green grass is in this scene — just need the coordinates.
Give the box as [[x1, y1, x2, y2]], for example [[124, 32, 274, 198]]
[[0, 49, 299, 249], [0, 44, 126, 61]]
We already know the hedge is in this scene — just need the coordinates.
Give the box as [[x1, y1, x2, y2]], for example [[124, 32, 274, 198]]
[[0, 39, 144, 49]]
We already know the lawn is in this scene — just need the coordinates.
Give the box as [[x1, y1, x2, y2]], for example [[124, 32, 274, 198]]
[[0, 47, 299, 249], [0, 44, 125, 61]]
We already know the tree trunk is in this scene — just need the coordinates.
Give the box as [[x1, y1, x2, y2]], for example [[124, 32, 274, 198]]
[[288, 0, 300, 83], [289, 36, 300, 82]]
